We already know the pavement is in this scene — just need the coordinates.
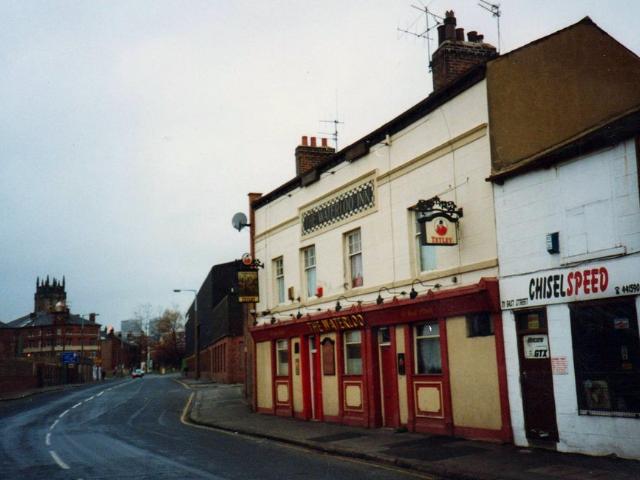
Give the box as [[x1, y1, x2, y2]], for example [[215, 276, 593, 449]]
[[181, 377, 640, 480]]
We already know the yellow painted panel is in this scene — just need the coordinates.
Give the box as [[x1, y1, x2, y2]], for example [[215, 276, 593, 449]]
[[447, 316, 502, 430], [321, 333, 339, 416], [276, 383, 289, 403], [292, 339, 303, 413], [417, 386, 441, 413], [256, 341, 273, 409], [395, 325, 408, 424], [345, 384, 362, 409]]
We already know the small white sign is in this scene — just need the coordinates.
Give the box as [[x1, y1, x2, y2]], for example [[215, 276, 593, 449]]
[[523, 334, 549, 359], [551, 356, 568, 375]]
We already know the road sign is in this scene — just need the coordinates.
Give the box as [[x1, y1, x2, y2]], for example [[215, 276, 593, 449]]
[[61, 352, 78, 364]]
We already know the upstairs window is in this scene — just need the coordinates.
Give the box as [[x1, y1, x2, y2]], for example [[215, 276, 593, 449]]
[[415, 212, 436, 272], [302, 246, 317, 298], [273, 257, 285, 304], [345, 229, 363, 288]]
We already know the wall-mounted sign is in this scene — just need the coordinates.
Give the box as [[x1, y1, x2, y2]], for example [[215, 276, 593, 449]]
[[308, 314, 365, 334], [523, 334, 549, 359], [300, 175, 376, 237], [237, 270, 259, 303], [499, 256, 640, 310], [411, 196, 463, 246]]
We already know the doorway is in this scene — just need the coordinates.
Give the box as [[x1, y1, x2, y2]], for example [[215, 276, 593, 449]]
[[378, 327, 399, 427], [308, 335, 323, 420], [515, 309, 559, 442]]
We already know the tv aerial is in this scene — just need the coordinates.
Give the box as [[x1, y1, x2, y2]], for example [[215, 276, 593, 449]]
[[231, 212, 250, 232]]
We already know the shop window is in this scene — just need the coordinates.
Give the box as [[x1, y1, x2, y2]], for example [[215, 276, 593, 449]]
[[378, 327, 391, 345], [415, 212, 436, 272], [302, 246, 317, 298], [273, 257, 285, 304], [344, 330, 362, 375], [570, 299, 640, 416], [467, 313, 494, 337], [276, 339, 289, 376], [345, 229, 363, 288], [415, 322, 442, 374]]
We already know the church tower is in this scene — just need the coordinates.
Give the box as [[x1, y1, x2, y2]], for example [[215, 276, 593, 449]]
[[34, 275, 67, 313]]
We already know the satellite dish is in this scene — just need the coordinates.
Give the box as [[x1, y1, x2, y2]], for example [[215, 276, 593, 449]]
[[232, 212, 249, 232]]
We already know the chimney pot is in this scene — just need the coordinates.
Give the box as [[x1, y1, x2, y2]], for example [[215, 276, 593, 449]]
[[321, 137, 328, 147], [455, 28, 464, 41], [467, 30, 478, 42], [310, 136, 317, 147], [477, 34, 484, 43], [301, 135, 308, 146], [437, 24, 445, 45]]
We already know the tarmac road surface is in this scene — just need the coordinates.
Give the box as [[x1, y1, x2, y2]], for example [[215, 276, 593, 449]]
[[0, 374, 431, 479]]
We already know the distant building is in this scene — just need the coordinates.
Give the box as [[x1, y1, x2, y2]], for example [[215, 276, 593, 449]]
[[100, 328, 141, 376], [2, 276, 101, 383], [121, 319, 144, 339], [184, 260, 247, 383]]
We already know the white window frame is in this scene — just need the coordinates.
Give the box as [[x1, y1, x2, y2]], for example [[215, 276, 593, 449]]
[[273, 256, 285, 304], [302, 245, 317, 299], [345, 229, 363, 288], [415, 211, 436, 273], [276, 339, 289, 376]]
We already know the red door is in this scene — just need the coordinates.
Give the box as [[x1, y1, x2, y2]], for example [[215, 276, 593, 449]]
[[515, 310, 559, 442], [379, 328, 399, 427]]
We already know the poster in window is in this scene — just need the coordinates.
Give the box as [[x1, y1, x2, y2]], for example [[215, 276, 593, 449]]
[[523, 334, 549, 359], [237, 270, 259, 303], [322, 338, 335, 376], [583, 380, 612, 410]]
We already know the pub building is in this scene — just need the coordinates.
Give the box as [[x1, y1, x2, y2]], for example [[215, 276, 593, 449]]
[[246, 11, 512, 443], [488, 17, 640, 458]]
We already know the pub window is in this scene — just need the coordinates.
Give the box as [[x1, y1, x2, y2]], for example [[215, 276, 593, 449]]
[[467, 313, 494, 337], [302, 245, 317, 298], [345, 229, 363, 288], [415, 322, 442, 374], [344, 330, 362, 375], [415, 211, 436, 272], [322, 337, 335, 376], [276, 339, 289, 376], [570, 299, 640, 416], [273, 257, 285, 304]]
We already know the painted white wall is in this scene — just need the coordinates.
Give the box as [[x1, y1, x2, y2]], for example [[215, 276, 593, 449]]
[[496, 139, 640, 458], [253, 80, 498, 320]]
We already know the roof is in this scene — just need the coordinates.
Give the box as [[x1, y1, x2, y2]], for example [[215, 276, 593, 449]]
[[252, 63, 488, 210], [486, 17, 640, 181], [5, 311, 101, 328]]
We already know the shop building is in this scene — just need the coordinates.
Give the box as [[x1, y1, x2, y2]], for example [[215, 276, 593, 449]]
[[488, 18, 640, 458], [248, 12, 512, 442]]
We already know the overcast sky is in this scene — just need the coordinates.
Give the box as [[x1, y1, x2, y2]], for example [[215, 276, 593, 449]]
[[1, 0, 639, 329]]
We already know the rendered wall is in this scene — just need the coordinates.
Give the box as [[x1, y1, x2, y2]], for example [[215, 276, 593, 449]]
[[395, 325, 409, 425], [291, 338, 303, 413]]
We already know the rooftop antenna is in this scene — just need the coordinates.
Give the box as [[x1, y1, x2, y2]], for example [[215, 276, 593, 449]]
[[320, 90, 344, 150], [397, 2, 444, 72], [478, 0, 501, 52]]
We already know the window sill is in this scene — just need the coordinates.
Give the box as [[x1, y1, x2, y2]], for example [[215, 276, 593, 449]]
[[579, 409, 640, 419]]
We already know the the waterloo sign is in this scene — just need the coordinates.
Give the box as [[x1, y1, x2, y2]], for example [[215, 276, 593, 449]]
[[300, 174, 376, 238], [499, 256, 640, 309]]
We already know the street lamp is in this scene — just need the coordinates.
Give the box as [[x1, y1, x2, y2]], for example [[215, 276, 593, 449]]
[[173, 289, 199, 379]]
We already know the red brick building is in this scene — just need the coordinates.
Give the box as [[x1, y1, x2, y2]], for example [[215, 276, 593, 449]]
[[100, 329, 141, 376]]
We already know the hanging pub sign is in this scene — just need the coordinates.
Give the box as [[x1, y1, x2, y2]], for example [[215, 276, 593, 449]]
[[237, 253, 262, 303], [411, 196, 463, 246]]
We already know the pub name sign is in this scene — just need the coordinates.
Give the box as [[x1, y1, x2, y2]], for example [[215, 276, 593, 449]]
[[411, 196, 463, 246]]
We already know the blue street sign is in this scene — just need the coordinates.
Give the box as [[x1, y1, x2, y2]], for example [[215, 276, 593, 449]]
[[61, 352, 78, 364]]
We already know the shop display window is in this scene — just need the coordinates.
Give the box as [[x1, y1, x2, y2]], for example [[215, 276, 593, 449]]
[[344, 330, 362, 375], [570, 298, 640, 416], [415, 322, 442, 374], [276, 339, 289, 376]]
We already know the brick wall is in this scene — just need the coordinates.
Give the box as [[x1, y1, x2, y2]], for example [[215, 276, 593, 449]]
[[185, 335, 245, 384]]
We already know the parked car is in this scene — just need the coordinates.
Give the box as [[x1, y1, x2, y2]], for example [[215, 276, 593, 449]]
[[131, 368, 144, 378]]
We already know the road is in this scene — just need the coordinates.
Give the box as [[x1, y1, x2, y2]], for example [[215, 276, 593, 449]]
[[0, 374, 427, 479]]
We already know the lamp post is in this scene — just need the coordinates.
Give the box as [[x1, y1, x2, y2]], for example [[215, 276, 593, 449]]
[[173, 289, 199, 379]]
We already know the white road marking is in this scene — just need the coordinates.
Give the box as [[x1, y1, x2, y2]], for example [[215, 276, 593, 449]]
[[45, 432, 51, 446], [96, 391, 104, 397], [50, 450, 70, 470], [50, 419, 59, 430], [59, 409, 69, 418], [85, 395, 95, 402], [72, 402, 82, 409]]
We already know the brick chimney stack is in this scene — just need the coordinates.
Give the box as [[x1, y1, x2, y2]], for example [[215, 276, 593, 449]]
[[295, 136, 335, 176], [431, 10, 497, 92]]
